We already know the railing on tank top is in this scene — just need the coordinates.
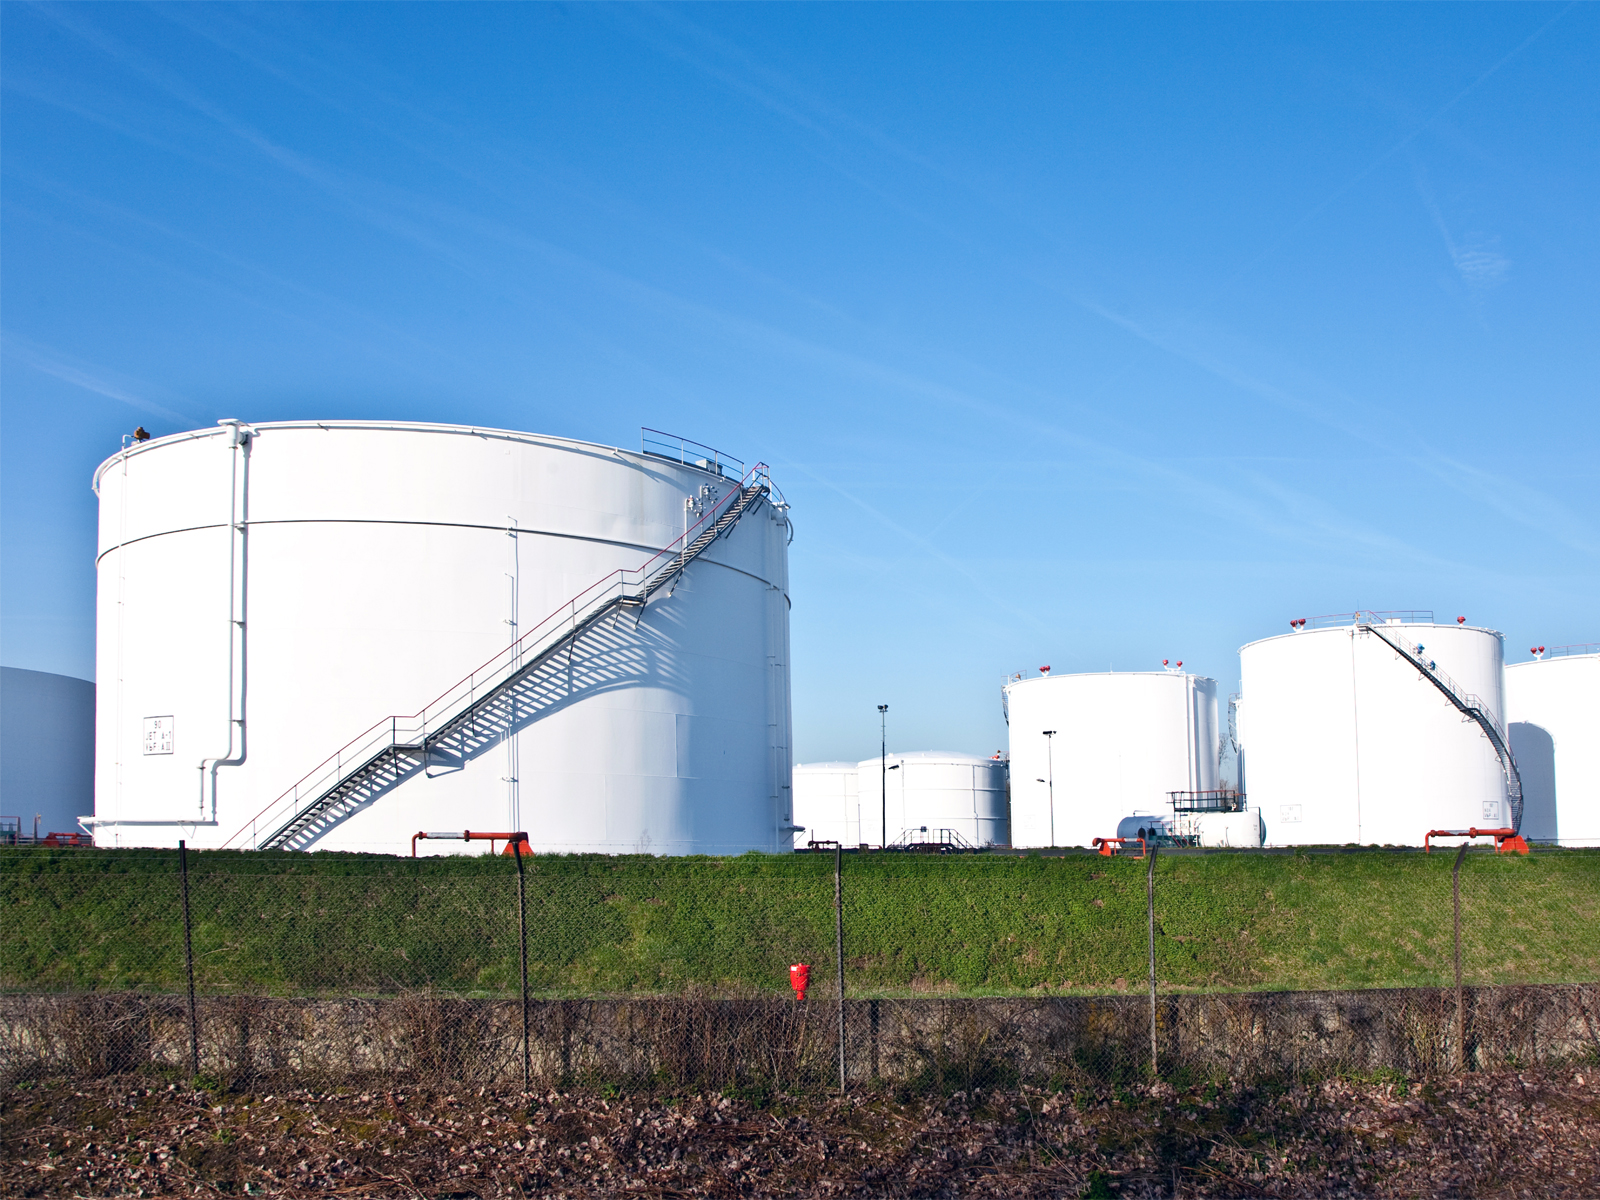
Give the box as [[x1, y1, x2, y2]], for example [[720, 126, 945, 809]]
[[222, 463, 776, 851], [1538, 643, 1599, 659], [1301, 609, 1434, 631], [641, 427, 745, 479]]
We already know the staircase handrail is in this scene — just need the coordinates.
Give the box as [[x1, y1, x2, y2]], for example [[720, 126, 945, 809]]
[[1358, 619, 1523, 832], [222, 463, 774, 850]]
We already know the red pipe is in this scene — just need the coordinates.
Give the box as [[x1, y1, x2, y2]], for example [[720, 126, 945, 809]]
[[412, 830, 530, 857], [1423, 827, 1529, 855]]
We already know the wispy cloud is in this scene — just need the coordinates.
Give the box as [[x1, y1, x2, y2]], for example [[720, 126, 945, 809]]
[[1, 333, 190, 423]]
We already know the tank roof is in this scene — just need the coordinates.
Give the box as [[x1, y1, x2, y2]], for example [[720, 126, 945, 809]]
[[92, 419, 731, 492]]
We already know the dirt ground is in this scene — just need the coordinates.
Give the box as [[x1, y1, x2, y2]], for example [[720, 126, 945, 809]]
[[3, 1069, 1597, 1198]]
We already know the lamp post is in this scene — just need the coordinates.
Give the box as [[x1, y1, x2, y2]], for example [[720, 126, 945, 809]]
[[1043, 730, 1058, 847], [878, 705, 889, 849]]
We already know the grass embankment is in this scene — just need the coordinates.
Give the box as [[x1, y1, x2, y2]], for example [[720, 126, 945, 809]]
[[3, 847, 1596, 998]]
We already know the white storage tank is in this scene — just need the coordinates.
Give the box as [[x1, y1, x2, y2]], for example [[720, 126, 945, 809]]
[[1, 667, 95, 839], [854, 751, 1009, 848], [89, 421, 793, 856], [1506, 646, 1599, 847], [1237, 612, 1509, 846], [1003, 670, 1218, 848], [791, 762, 861, 848]]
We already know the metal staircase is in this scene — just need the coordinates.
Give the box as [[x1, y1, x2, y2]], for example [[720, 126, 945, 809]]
[[1358, 620, 1523, 832], [224, 465, 779, 851]]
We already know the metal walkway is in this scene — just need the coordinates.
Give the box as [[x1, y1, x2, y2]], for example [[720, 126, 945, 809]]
[[225, 466, 778, 851], [1358, 620, 1523, 833]]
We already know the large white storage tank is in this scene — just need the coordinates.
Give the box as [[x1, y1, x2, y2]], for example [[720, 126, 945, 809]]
[[1506, 647, 1599, 847], [791, 762, 861, 847], [1003, 671, 1218, 848], [851, 752, 1009, 848], [1237, 613, 1509, 846], [89, 421, 793, 856]]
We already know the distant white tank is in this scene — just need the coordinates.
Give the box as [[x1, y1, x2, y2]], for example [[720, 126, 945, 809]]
[[851, 751, 1009, 849], [1003, 670, 1218, 848], [791, 762, 861, 847], [1506, 647, 1600, 847], [1238, 613, 1509, 846], [88, 421, 793, 856]]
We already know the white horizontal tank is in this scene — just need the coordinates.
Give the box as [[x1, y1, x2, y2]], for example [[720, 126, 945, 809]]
[[1003, 670, 1218, 849], [852, 752, 1009, 848], [791, 762, 861, 847], [1506, 647, 1600, 847], [90, 421, 793, 856], [1237, 613, 1509, 846]]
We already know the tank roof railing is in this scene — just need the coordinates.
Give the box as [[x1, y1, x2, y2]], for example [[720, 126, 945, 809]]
[[1536, 642, 1599, 659], [641, 427, 745, 479], [1301, 609, 1434, 631]]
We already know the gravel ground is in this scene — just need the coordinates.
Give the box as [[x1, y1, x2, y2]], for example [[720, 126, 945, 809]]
[[3, 1068, 1597, 1197]]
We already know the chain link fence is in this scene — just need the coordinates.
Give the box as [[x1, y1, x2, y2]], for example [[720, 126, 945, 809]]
[[3, 844, 1597, 1092]]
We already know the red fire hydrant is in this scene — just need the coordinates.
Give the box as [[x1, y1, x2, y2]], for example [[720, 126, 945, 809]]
[[789, 963, 810, 1002]]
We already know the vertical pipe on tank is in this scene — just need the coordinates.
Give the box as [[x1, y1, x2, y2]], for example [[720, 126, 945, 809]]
[[1349, 629, 1364, 843], [112, 443, 131, 844], [504, 517, 520, 832], [199, 422, 251, 820]]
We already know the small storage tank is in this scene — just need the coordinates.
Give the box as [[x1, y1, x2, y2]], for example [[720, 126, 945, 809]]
[[854, 751, 1009, 848], [0, 667, 95, 839], [1237, 613, 1508, 846], [791, 762, 861, 847], [1003, 670, 1218, 848], [1506, 647, 1599, 847], [89, 421, 793, 856]]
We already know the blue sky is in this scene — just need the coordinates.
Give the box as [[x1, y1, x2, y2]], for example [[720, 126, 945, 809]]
[[2, 3, 1595, 765]]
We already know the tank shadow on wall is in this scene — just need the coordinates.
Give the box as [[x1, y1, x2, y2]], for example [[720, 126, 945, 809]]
[[1509, 722, 1558, 843], [281, 604, 690, 850]]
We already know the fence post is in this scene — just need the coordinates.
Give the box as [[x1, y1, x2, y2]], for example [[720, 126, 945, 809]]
[[514, 842, 530, 1093], [1147, 845, 1158, 1080], [835, 844, 846, 1094], [1453, 841, 1468, 1072], [179, 840, 199, 1079]]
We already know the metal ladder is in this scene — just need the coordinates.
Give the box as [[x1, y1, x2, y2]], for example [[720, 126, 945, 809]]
[[1358, 620, 1523, 832], [225, 469, 776, 851]]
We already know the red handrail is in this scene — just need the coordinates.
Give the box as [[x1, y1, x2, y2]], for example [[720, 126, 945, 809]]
[[1092, 836, 1148, 858]]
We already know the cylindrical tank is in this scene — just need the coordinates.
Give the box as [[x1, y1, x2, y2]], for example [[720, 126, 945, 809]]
[[89, 421, 793, 856], [791, 762, 861, 848], [0, 667, 95, 838], [1237, 616, 1507, 846], [1506, 649, 1599, 847], [1003, 671, 1218, 848], [853, 752, 1009, 848]]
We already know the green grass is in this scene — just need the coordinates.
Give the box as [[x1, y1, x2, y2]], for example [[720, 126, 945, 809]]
[[3, 847, 1596, 999]]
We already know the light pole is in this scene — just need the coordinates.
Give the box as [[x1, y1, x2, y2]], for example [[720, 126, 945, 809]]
[[1043, 731, 1057, 847], [878, 705, 889, 849]]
